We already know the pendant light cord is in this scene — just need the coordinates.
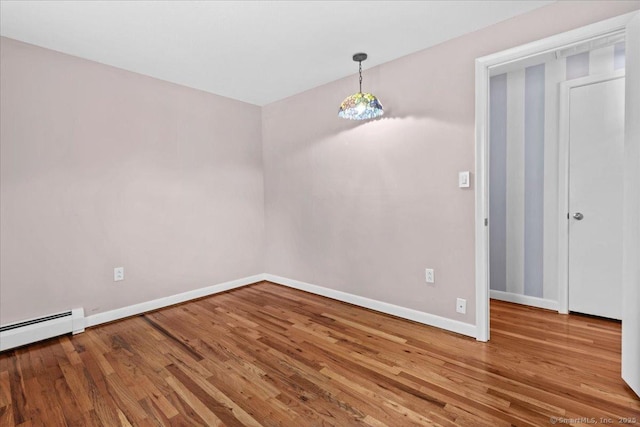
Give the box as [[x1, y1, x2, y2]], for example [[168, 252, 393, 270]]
[[359, 61, 363, 93]]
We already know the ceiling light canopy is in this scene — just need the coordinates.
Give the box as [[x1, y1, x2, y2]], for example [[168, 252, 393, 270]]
[[338, 53, 383, 120]]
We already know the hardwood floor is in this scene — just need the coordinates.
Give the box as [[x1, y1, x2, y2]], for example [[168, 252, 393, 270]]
[[1, 281, 638, 426]]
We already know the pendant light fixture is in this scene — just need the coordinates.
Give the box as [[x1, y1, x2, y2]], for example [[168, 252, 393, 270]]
[[338, 53, 384, 120]]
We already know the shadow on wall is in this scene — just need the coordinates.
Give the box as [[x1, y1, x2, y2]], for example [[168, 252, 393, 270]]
[[266, 109, 474, 296]]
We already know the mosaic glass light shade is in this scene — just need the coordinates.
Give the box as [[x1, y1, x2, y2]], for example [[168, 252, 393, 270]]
[[338, 92, 384, 120]]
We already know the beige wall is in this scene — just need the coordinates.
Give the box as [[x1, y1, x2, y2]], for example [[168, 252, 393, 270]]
[[0, 38, 265, 324], [262, 1, 639, 324], [1, 1, 638, 328]]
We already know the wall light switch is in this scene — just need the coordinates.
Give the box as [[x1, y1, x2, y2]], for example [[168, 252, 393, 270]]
[[458, 171, 470, 188]]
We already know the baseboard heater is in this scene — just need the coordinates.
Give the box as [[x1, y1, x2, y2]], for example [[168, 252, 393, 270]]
[[0, 308, 85, 352]]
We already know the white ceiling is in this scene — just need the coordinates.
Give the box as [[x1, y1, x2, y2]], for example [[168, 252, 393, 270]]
[[0, 1, 553, 106]]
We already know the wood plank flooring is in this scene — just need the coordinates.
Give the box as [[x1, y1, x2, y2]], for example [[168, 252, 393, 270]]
[[1, 281, 638, 426]]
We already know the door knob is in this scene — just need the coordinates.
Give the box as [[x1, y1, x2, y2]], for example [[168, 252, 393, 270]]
[[573, 212, 584, 220]]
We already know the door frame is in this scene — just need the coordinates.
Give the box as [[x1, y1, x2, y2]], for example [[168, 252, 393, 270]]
[[557, 70, 626, 315], [474, 11, 639, 342]]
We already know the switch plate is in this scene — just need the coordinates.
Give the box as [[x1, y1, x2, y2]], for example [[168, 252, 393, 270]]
[[425, 268, 434, 283], [458, 171, 470, 188], [456, 298, 466, 314], [114, 267, 124, 282]]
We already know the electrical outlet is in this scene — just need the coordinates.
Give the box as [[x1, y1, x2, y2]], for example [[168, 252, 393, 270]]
[[425, 268, 434, 283], [456, 298, 466, 314], [114, 267, 124, 282]]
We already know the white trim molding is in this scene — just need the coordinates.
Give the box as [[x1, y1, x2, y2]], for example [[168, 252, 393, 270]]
[[84, 274, 266, 327], [490, 290, 559, 312], [84, 273, 477, 339], [265, 274, 477, 339], [5, 275, 479, 347], [475, 11, 640, 344]]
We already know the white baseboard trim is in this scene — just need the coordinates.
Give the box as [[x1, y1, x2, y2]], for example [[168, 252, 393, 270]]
[[83, 272, 477, 339], [490, 290, 559, 311], [85, 274, 266, 328], [264, 274, 477, 339]]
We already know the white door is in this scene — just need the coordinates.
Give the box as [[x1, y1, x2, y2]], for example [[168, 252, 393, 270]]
[[568, 75, 625, 320], [622, 12, 640, 398]]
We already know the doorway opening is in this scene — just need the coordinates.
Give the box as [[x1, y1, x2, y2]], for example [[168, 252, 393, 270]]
[[474, 11, 639, 342], [487, 37, 625, 321]]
